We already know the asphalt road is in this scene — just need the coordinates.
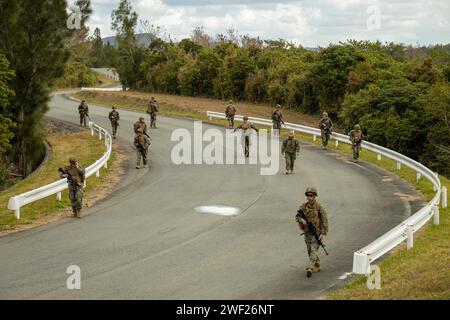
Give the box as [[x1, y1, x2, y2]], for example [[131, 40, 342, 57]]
[[0, 92, 423, 299]]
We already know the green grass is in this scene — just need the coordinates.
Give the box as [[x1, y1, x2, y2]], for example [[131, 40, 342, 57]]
[[74, 90, 449, 299], [0, 130, 117, 232]]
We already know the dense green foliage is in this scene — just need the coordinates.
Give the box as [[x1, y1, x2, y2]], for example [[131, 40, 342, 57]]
[[0, 0, 91, 177], [0, 54, 16, 184], [54, 61, 99, 88]]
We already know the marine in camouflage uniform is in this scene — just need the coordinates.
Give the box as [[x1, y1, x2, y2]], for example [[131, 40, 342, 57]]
[[271, 104, 284, 137], [134, 128, 151, 169], [225, 100, 236, 129], [134, 117, 148, 135], [319, 112, 333, 147], [78, 100, 89, 127], [233, 116, 259, 158], [108, 106, 120, 138], [296, 187, 329, 277], [281, 131, 300, 175], [60, 157, 85, 218], [348, 124, 364, 161], [147, 97, 159, 129]]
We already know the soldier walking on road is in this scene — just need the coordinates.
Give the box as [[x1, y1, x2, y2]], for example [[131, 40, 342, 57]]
[[147, 97, 159, 129], [78, 100, 89, 127], [108, 106, 120, 139], [319, 112, 333, 147], [59, 157, 85, 218], [348, 124, 364, 162], [233, 116, 259, 158], [271, 104, 285, 137], [134, 128, 151, 169], [134, 117, 148, 135], [296, 187, 329, 277], [225, 100, 236, 129], [281, 130, 300, 175]]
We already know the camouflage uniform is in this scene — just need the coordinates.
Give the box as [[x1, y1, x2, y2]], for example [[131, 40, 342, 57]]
[[225, 101, 236, 128], [271, 105, 284, 136], [296, 187, 329, 276], [61, 159, 85, 218], [134, 129, 151, 168], [78, 101, 89, 127], [319, 113, 333, 147], [348, 124, 364, 160], [108, 108, 120, 138], [233, 118, 259, 157], [147, 97, 159, 128], [134, 119, 148, 135], [281, 132, 300, 174]]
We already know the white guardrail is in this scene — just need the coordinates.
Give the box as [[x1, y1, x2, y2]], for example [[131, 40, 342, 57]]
[[7, 121, 112, 220], [206, 111, 447, 275], [80, 87, 123, 92]]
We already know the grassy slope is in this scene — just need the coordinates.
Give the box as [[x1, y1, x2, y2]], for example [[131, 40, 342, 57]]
[[74, 89, 449, 299], [0, 130, 117, 232]]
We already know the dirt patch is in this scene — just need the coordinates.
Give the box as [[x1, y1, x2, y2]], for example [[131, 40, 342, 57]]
[[393, 192, 423, 202]]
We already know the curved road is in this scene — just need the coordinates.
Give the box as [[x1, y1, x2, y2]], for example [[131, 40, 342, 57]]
[[0, 92, 423, 299]]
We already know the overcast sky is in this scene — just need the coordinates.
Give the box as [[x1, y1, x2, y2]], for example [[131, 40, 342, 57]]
[[83, 0, 450, 47]]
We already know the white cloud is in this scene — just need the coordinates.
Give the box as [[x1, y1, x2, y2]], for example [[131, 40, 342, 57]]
[[86, 0, 450, 46]]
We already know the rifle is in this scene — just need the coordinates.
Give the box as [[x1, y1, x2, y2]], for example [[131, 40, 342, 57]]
[[143, 131, 152, 141], [296, 209, 329, 255], [58, 167, 82, 188]]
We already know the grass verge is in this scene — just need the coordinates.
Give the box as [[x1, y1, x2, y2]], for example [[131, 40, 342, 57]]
[[75, 89, 448, 299], [0, 127, 123, 234]]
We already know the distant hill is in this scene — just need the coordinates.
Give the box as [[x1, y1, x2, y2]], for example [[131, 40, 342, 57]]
[[102, 33, 156, 48]]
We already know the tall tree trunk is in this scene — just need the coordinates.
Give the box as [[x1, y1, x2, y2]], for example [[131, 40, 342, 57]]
[[17, 105, 27, 176]]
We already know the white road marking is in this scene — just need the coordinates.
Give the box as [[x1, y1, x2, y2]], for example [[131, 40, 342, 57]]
[[195, 205, 242, 216]]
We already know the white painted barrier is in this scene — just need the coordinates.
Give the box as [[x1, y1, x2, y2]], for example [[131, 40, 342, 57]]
[[206, 111, 442, 275], [7, 122, 112, 219], [80, 87, 124, 92]]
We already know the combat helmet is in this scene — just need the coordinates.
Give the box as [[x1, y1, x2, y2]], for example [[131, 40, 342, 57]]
[[354, 124, 361, 130], [243, 116, 249, 121], [305, 187, 318, 196]]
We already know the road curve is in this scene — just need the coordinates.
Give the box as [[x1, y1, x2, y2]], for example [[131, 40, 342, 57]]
[[0, 92, 423, 299]]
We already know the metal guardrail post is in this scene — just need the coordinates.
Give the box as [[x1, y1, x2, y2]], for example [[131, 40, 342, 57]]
[[442, 186, 447, 209], [396, 162, 401, 170], [406, 225, 414, 249], [377, 154, 381, 161], [56, 192, 62, 201], [416, 172, 421, 182], [433, 206, 440, 225], [335, 140, 339, 148], [98, 128, 102, 140], [313, 135, 317, 142], [15, 209, 20, 220], [353, 252, 370, 274]]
